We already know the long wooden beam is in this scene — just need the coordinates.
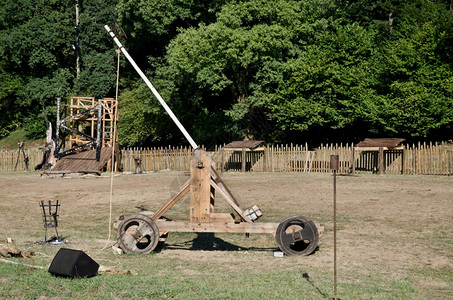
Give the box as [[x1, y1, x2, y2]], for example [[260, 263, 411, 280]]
[[151, 179, 190, 221], [210, 179, 251, 223], [156, 219, 278, 235], [210, 166, 240, 206], [105, 25, 198, 150]]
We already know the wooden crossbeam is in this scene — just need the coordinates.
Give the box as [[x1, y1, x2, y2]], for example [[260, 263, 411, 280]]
[[151, 179, 190, 221], [156, 220, 278, 235], [210, 178, 251, 223]]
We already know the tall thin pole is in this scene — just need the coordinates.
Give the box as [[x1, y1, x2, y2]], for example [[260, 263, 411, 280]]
[[55, 98, 61, 155], [75, 0, 80, 77], [333, 167, 337, 299], [330, 155, 339, 300], [104, 25, 198, 150]]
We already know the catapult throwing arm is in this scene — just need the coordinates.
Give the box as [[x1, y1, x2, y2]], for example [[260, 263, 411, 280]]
[[104, 25, 198, 150]]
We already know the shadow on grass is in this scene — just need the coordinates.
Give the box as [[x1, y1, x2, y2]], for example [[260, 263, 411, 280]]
[[164, 233, 276, 252], [302, 272, 328, 297], [164, 233, 322, 256]]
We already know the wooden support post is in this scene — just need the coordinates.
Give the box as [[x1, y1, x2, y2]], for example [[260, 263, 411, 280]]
[[241, 148, 246, 172], [190, 150, 214, 223], [378, 147, 384, 174], [401, 148, 405, 174], [96, 99, 102, 162], [221, 146, 224, 173]]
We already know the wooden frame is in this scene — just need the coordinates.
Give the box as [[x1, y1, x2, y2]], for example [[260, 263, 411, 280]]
[[114, 150, 323, 256], [114, 149, 323, 242], [54, 96, 119, 163], [150, 149, 252, 228], [144, 149, 323, 237]]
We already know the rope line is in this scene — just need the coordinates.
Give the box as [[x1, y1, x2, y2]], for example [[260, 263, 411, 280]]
[[102, 48, 121, 250]]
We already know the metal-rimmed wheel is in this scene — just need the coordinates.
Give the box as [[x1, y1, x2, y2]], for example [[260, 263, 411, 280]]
[[117, 214, 159, 254], [135, 211, 168, 248], [275, 216, 319, 256]]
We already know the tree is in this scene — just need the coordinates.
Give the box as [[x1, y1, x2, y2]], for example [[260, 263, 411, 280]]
[[267, 22, 383, 142], [0, 66, 22, 138], [114, 0, 227, 146], [376, 1, 453, 138], [153, 0, 339, 144], [1, 0, 452, 145], [0, 0, 120, 139], [73, 0, 120, 99], [0, 0, 75, 138]]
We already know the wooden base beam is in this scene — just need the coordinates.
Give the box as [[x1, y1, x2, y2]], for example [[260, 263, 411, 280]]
[[156, 219, 279, 235]]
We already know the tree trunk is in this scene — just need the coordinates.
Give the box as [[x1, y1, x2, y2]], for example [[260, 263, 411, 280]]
[[389, 7, 394, 35]]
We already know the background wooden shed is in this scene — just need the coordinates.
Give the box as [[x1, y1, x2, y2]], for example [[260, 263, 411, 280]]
[[354, 138, 406, 174], [222, 140, 264, 172]]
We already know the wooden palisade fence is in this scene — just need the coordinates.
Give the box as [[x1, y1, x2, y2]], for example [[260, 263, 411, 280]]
[[119, 142, 453, 175], [1, 142, 452, 175], [0, 149, 42, 172]]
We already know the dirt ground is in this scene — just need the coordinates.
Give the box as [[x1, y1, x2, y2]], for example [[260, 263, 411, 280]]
[[0, 170, 452, 298]]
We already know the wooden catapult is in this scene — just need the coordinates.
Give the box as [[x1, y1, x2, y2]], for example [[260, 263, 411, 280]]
[[115, 149, 321, 255], [105, 25, 322, 256]]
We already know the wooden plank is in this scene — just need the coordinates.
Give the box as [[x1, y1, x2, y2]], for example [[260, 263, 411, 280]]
[[152, 179, 190, 221], [51, 147, 112, 173], [210, 178, 251, 223], [209, 213, 234, 223], [155, 219, 278, 234], [210, 166, 241, 206], [43, 170, 71, 174]]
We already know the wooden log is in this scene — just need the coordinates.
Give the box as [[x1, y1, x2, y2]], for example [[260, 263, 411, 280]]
[[42, 170, 72, 175], [78, 170, 101, 176]]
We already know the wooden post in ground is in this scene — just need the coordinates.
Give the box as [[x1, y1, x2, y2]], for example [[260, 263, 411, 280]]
[[241, 148, 246, 173], [401, 148, 405, 174], [378, 147, 384, 174]]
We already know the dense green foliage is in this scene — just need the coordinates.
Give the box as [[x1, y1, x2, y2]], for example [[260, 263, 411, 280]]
[[1, 0, 452, 146]]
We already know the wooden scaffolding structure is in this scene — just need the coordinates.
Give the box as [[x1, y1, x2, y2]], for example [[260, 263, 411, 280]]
[[67, 96, 118, 148], [50, 96, 119, 174]]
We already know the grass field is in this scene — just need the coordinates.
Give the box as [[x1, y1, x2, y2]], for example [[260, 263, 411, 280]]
[[0, 171, 452, 299]]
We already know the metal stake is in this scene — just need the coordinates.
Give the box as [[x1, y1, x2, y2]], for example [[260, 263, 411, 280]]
[[330, 155, 339, 300]]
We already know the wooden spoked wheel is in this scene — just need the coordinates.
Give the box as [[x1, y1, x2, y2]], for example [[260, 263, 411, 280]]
[[275, 216, 319, 256], [117, 214, 159, 254], [132, 211, 168, 248]]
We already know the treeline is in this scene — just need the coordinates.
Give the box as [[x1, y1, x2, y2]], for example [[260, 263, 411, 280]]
[[1, 0, 453, 147]]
